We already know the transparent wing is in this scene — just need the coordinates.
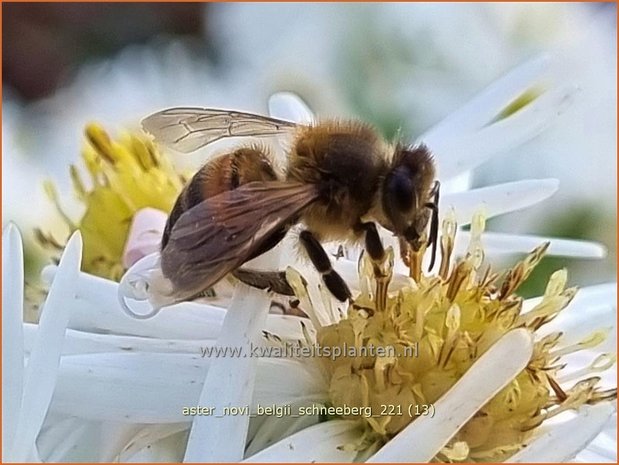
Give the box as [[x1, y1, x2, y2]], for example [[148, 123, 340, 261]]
[[142, 107, 300, 153], [160, 181, 318, 300]]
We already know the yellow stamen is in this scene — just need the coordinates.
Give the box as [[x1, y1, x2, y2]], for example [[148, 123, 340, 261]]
[[37, 124, 184, 281], [298, 210, 617, 462]]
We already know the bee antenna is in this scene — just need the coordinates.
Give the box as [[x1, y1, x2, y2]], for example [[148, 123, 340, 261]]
[[425, 180, 441, 271]]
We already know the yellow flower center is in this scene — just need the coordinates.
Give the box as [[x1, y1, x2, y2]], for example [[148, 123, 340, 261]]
[[37, 124, 184, 280], [293, 212, 616, 461]]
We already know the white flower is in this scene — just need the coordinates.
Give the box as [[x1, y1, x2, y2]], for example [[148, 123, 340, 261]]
[[3, 55, 616, 462]]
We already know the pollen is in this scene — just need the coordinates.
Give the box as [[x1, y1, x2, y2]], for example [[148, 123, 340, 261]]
[[298, 212, 617, 462], [36, 124, 184, 281]]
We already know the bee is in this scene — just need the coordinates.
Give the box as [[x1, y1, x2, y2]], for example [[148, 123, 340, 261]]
[[142, 106, 439, 304]]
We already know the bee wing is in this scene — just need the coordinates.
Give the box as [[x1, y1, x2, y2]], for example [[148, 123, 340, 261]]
[[142, 107, 299, 153], [161, 181, 318, 300]]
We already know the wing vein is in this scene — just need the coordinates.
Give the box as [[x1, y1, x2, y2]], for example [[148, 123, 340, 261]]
[[160, 182, 318, 300]]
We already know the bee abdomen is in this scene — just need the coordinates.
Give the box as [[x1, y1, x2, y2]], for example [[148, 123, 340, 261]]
[[161, 146, 279, 250], [161, 169, 208, 250]]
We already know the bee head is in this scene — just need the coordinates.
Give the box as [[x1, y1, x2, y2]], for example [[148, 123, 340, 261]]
[[381, 145, 439, 266]]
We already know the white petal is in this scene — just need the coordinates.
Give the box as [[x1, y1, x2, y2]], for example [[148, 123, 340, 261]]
[[42, 266, 226, 339], [367, 329, 534, 462], [126, 432, 188, 462], [254, 359, 327, 407], [37, 416, 93, 461], [37, 416, 136, 462], [575, 416, 617, 462], [544, 305, 615, 350], [574, 448, 616, 463], [98, 422, 151, 462], [43, 265, 308, 341], [118, 424, 187, 462], [525, 283, 616, 350], [10, 232, 82, 461], [524, 283, 616, 315], [455, 231, 607, 258], [183, 284, 274, 462], [268, 92, 314, 124], [418, 56, 575, 179], [441, 170, 472, 195], [423, 56, 551, 142], [558, 351, 616, 386], [23, 323, 216, 356], [2, 224, 24, 458], [125, 430, 188, 462], [447, 83, 576, 175], [507, 403, 616, 462], [245, 401, 322, 457], [442, 178, 559, 224], [243, 420, 359, 462], [50, 353, 205, 423], [49, 353, 324, 424], [264, 314, 310, 340]]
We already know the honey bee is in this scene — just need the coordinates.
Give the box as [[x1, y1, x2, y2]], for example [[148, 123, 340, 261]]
[[142, 106, 439, 304]]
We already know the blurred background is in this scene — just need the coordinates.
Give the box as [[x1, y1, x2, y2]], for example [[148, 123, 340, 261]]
[[3, 2, 617, 298]]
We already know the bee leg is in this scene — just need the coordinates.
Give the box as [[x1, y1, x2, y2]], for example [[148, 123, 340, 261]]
[[299, 230, 351, 302], [357, 222, 391, 312], [357, 222, 385, 262], [286, 298, 308, 317], [232, 268, 295, 296]]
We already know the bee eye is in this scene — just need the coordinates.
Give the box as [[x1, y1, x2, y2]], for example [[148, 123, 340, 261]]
[[385, 165, 414, 212]]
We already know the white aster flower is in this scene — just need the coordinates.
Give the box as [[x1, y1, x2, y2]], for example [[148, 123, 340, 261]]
[[3, 57, 616, 463]]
